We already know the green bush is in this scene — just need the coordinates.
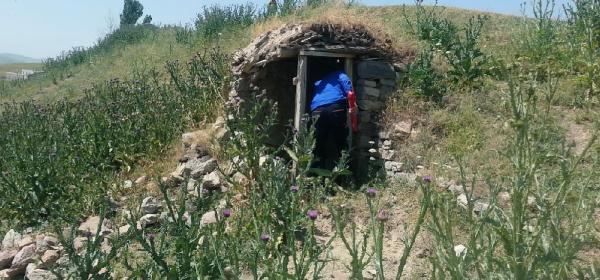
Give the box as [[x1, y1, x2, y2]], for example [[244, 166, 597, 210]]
[[0, 48, 230, 226]]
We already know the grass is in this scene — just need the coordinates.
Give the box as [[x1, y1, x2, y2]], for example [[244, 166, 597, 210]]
[[1, 0, 599, 278]]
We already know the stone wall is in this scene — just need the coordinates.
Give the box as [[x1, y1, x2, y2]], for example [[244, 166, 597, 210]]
[[352, 59, 400, 178]]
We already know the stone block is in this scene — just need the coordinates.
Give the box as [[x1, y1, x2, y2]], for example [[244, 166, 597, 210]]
[[379, 79, 397, 87], [357, 99, 383, 111], [357, 61, 396, 79], [356, 86, 380, 98], [356, 79, 377, 87]]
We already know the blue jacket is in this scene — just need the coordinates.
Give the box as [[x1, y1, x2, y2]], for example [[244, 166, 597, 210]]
[[310, 71, 353, 111]]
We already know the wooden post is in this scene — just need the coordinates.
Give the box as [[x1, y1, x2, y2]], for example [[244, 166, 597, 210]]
[[344, 57, 354, 149], [294, 55, 308, 132]]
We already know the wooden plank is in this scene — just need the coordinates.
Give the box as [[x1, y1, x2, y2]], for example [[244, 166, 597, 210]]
[[344, 58, 354, 148], [299, 50, 355, 58], [294, 55, 308, 132]]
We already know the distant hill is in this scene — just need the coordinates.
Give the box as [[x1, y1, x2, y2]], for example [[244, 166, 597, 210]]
[[0, 53, 40, 65]]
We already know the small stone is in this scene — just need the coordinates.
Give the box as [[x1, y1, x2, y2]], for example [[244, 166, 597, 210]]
[[122, 180, 133, 189], [25, 264, 56, 280], [17, 236, 34, 249], [454, 244, 467, 258], [134, 176, 148, 185], [472, 201, 489, 215], [118, 225, 131, 236], [141, 196, 161, 215], [381, 149, 395, 160], [202, 171, 221, 190], [40, 250, 59, 268], [137, 214, 159, 229], [384, 161, 403, 172], [0, 268, 20, 278], [11, 244, 36, 271], [0, 250, 17, 269], [393, 121, 412, 138], [232, 172, 248, 185], [457, 194, 468, 210], [78, 216, 112, 237], [357, 61, 396, 79], [2, 230, 21, 250], [448, 184, 469, 195], [200, 211, 217, 226], [259, 156, 268, 166], [379, 78, 397, 86], [73, 237, 86, 251], [186, 158, 218, 179]]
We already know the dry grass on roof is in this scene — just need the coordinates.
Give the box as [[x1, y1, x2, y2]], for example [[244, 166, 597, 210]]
[[251, 3, 416, 59]]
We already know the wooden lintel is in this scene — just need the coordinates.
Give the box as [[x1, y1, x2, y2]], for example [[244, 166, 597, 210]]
[[299, 50, 355, 58]]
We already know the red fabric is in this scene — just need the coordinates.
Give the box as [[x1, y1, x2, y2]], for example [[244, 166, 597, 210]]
[[347, 91, 358, 133]]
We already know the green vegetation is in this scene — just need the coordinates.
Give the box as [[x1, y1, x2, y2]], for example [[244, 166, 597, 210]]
[[0, 0, 599, 278]]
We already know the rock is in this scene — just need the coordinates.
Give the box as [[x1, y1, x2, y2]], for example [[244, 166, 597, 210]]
[[384, 161, 403, 172], [118, 225, 131, 236], [202, 171, 221, 190], [17, 236, 34, 249], [122, 180, 133, 189], [356, 86, 381, 98], [73, 237, 86, 251], [137, 214, 159, 229], [134, 176, 148, 185], [141, 196, 161, 215], [380, 78, 397, 87], [447, 183, 469, 195], [381, 149, 395, 160], [200, 211, 218, 226], [356, 79, 377, 87], [78, 216, 112, 237], [457, 194, 468, 210], [393, 121, 412, 138], [357, 61, 396, 79], [472, 201, 489, 215], [454, 244, 467, 258], [11, 244, 36, 271], [163, 173, 184, 187], [25, 263, 56, 280], [185, 158, 218, 179], [0, 268, 20, 279], [357, 99, 383, 111], [2, 230, 21, 250], [40, 250, 59, 268], [0, 250, 17, 269], [214, 127, 230, 142]]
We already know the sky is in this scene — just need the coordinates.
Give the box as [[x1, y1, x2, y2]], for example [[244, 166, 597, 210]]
[[0, 0, 571, 59]]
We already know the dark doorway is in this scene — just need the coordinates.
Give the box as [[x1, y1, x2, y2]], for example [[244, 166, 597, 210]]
[[305, 56, 347, 114]]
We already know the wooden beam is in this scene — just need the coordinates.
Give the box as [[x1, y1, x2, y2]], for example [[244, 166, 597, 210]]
[[299, 50, 355, 58], [294, 55, 308, 132]]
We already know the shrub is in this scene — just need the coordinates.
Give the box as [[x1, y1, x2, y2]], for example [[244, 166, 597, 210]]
[[195, 4, 259, 38], [0, 48, 230, 226]]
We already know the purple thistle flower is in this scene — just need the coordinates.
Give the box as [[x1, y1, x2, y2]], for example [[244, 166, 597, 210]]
[[376, 210, 389, 222], [422, 175, 433, 183], [223, 208, 232, 218], [307, 209, 319, 220], [290, 185, 299, 193], [260, 233, 271, 242], [366, 187, 377, 198]]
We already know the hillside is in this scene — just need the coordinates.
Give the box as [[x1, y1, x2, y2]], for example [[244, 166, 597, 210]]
[[0, 53, 40, 65], [0, 1, 598, 279]]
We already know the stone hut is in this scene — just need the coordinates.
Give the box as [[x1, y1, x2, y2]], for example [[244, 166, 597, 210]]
[[230, 22, 412, 177]]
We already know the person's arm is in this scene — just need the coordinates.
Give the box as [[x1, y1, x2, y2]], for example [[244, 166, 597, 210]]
[[338, 72, 353, 96]]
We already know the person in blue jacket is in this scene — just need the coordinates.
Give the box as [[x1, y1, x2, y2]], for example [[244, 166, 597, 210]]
[[310, 70, 353, 170]]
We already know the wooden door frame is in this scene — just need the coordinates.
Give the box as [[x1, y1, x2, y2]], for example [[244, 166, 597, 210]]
[[294, 51, 355, 147]]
